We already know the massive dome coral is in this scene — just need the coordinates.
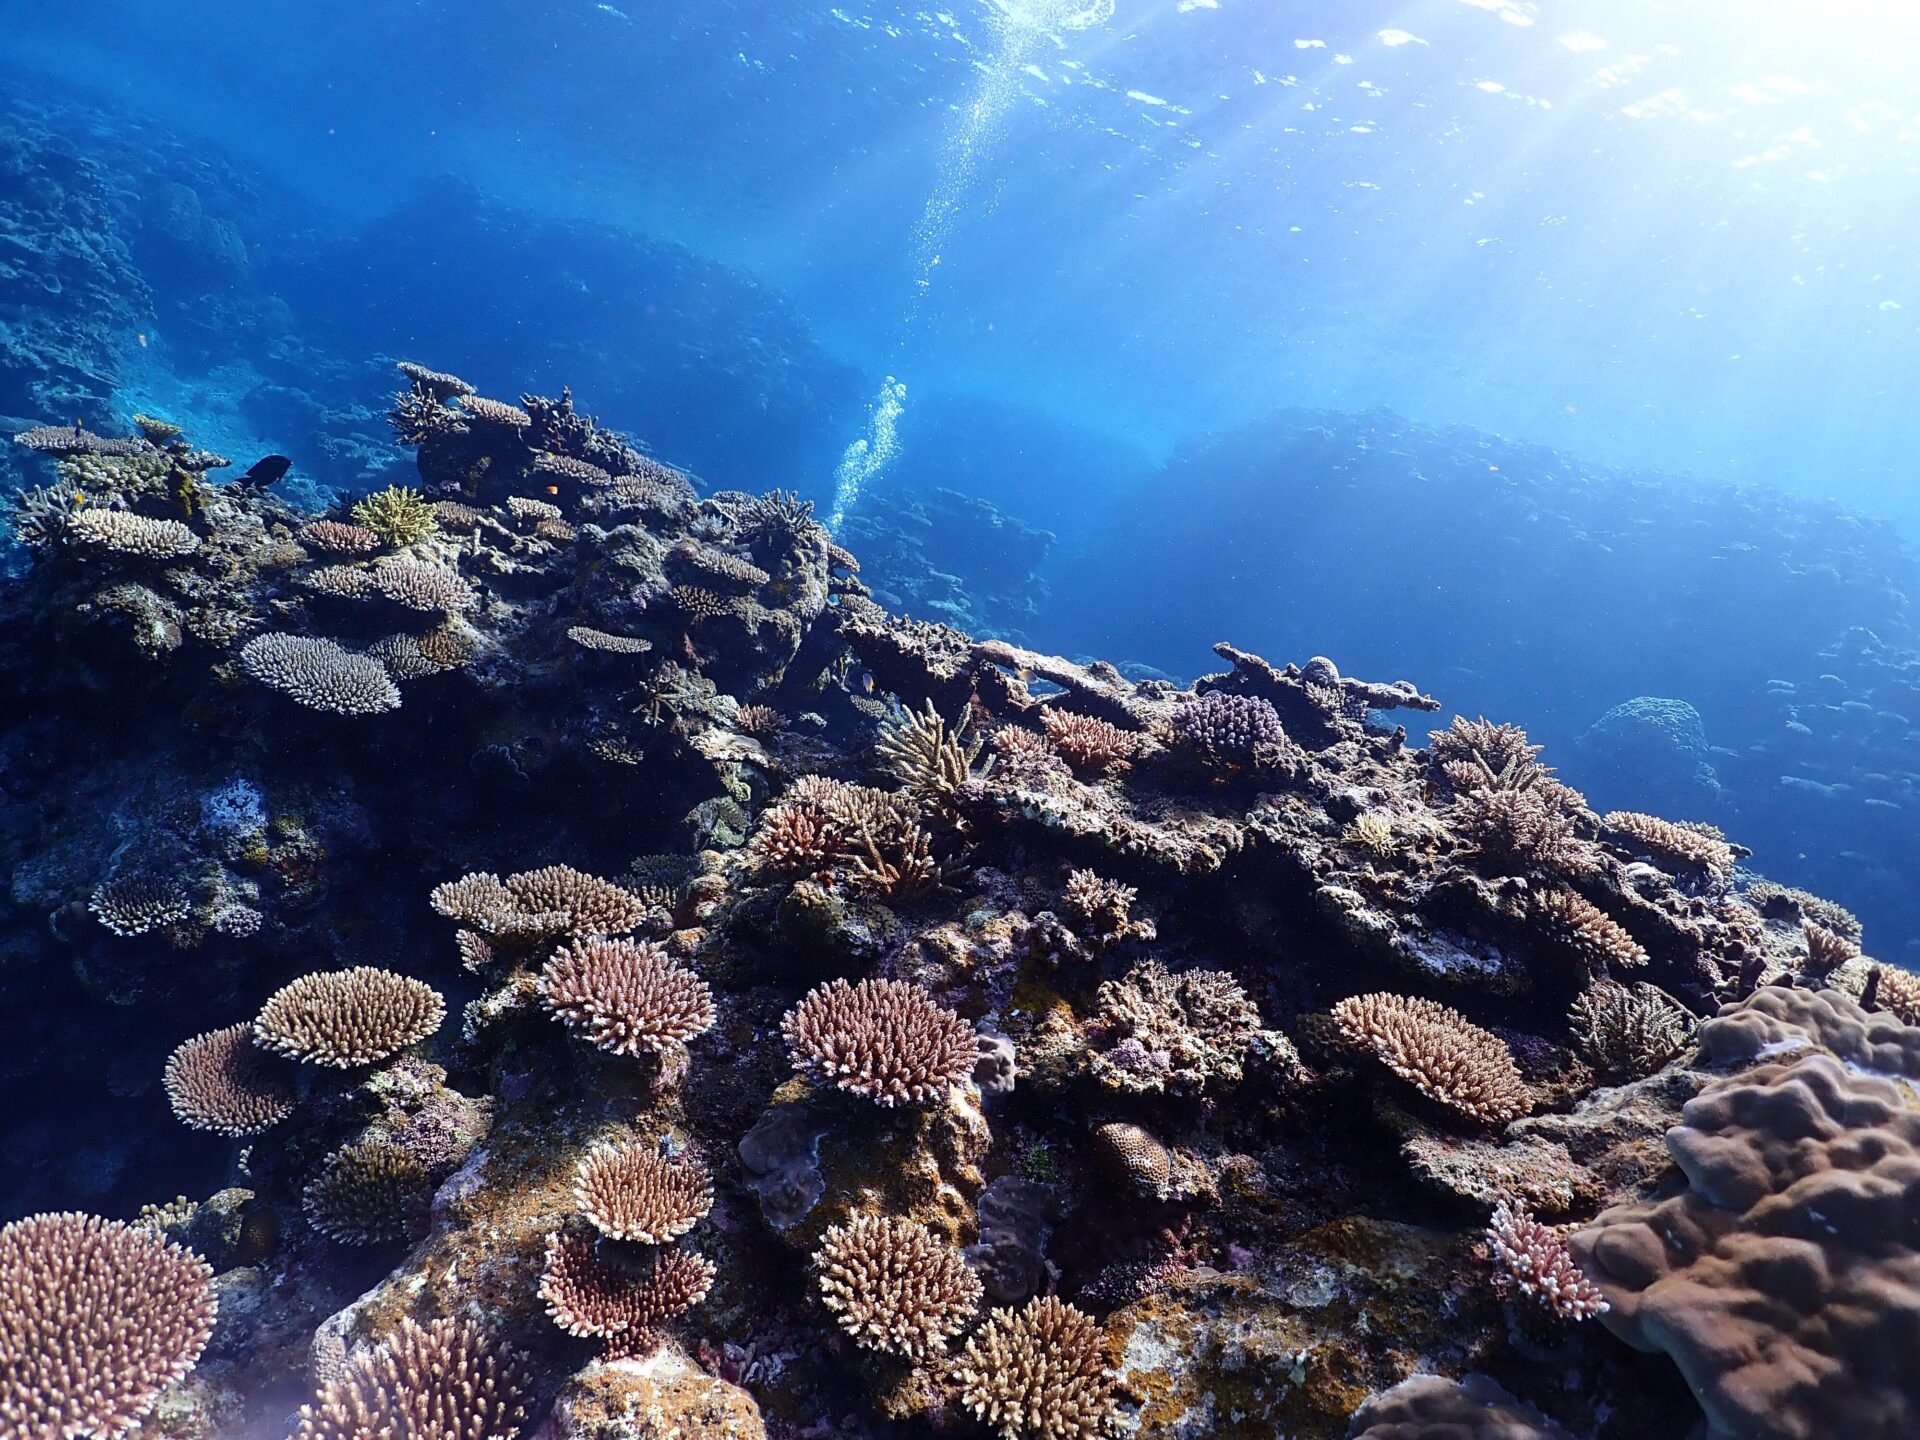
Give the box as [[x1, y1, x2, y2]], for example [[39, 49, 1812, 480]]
[[0, 1212, 218, 1440]]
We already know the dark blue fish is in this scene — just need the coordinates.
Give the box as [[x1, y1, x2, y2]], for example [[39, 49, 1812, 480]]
[[237, 454, 293, 488]]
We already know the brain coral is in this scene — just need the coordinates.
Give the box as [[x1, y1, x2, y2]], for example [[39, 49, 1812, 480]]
[[1572, 1049, 1920, 1440], [240, 634, 402, 715], [163, 1023, 296, 1136], [0, 1212, 218, 1440], [1332, 993, 1529, 1127], [782, 977, 976, 1107], [958, 1295, 1119, 1440], [292, 1315, 528, 1440], [813, 1214, 983, 1360], [1348, 1373, 1575, 1440], [254, 966, 446, 1067]]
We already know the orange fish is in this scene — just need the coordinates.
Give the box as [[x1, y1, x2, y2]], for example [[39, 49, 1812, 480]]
[[545, 485, 560, 495]]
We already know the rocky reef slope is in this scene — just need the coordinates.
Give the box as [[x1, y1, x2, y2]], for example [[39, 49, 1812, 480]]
[[0, 371, 1910, 1440]]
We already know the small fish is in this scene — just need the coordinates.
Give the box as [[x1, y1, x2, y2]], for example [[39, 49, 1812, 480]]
[[546, 484, 560, 495], [237, 455, 293, 488]]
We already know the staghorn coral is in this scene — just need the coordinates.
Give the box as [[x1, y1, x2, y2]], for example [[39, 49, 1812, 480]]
[[302, 1140, 431, 1246], [293, 1315, 528, 1440], [1039, 709, 1138, 775], [1603, 810, 1734, 879], [6, 483, 83, 548], [89, 873, 189, 937], [162, 1023, 296, 1136], [575, 1144, 714, 1244], [844, 814, 946, 897], [813, 1214, 983, 1360], [1429, 716, 1547, 783], [1484, 1201, 1607, 1321], [507, 865, 653, 937], [1059, 869, 1151, 947], [1531, 889, 1647, 973], [68, 509, 199, 560], [298, 519, 382, 557], [958, 1296, 1119, 1440], [1573, 1049, 1920, 1440], [540, 1234, 715, 1358], [351, 486, 439, 548], [1568, 980, 1693, 1079], [876, 699, 990, 805], [240, 634, 402, 715], [749, 803, 842, 877], [1332, 993, 1529, 1127], [538, 938, 716, 1060], [736, 488, 818, 550], [254, 966, 446, 1067], [458, 395, 534, 431], [0, 1212, 218, 1440], [1089, 959, 1263, 1097], [782, 977, 976, 1107]]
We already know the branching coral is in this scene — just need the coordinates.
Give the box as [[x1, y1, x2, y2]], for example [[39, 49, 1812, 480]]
[[734, 702, 782, 735], [1532, 889, 1647, 973], [1429, 716, 1547, 784], [537, 939, 715, 1060], [813, 1214, 983, 1360], [0, 1212, 218, 1440], [575, 1144, 714, 1244], [1746, 880, 1861, 940], [1060, 869, 1152, 948], [302, 1140, 431, 1246], [1603, 810, 1734, 879], [957, 1296, 1119, 1440], [540, 1234, 715, 1358], [1170, 691, 1292, 765], [457, 395, 533, 432], [1453, 787, 1590, 876], [566, 625, 652, 656], [351, 486, 439, 548], [162, 1024, 296, 1136], [89, 873, 190, 937], [505, 865, 653, 937], [367, 560, 478, 614], [68, 509, 199, 560], [1485, 1201, 1607, 1320], [1332, 993, 1529, 1126], [6, 483, 83, 548], [876, 699, 990, 804], [1800, 919, 1859, 980], [782, 977, 976, 1106], [429, 873, 571, 942], [844, 815, 946, 897], [292, 1315, 529, 1440], [1038, 709, 1138, 775], [1568, 980, 1693, 1079], [1089, 959, 1263, 1096], [240, 634, 402, 715], [298, 520, 382, 557], [253, 967, 446, 1067]]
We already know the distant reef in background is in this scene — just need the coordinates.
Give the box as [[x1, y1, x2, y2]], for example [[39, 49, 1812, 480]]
[[1044, 409, 1920, 956], [0, 77, 863, 510]]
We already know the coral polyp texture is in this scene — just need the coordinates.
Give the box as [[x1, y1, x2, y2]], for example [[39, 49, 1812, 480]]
[[253, 966, 446, 1067], [162, 1024, 296, 1136], [958, 1296, 1120, 1440], [291, 1315, 528, 1440], [575, 1144, 714, 1243], [4, 369, 1887, 1440], [1332, 993, 1530, 1126], [782, 977, 977, 1106], [813, 1213, 983, 1359], [0, 1212, 217, 1440], [538, 938, 716, 1059]]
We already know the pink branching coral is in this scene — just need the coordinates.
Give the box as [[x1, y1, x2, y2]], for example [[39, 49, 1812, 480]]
[[1532, 889, 1647, 973], [782, 977, 976, 1106], [505, 865, 653, 937], [538, 938, 715, 1061], [1485, 1201, 1607, 1321], [539, 1233, 715, 1359], [1603, 811, 1735, 880], [813, 1214, 983, 1360], [253, 966, 446, 1068], [291, 1315, 529, 1440], [1039, 709, 1138, 775], [1332, 992, 1530, 1127], [0, 1212, 218, 1440], [575, 1144, 714, 1244], [298, 520, 382, 557], [163, 1023, 296, 1136], [958, 1296, 1119, 1440]]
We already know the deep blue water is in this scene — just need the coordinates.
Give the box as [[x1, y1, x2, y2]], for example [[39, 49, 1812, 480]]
[[6, 0, 1920, 953]]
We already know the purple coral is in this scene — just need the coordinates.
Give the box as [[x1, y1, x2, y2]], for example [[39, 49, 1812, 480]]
[[1171, 691, 1287, 760]]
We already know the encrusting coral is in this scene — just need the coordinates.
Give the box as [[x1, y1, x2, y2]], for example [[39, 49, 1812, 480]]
[[3, 366, 1882, 1440]]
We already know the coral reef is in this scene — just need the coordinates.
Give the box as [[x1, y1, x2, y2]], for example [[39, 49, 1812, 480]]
[[1, 368, 1894, 1440]]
